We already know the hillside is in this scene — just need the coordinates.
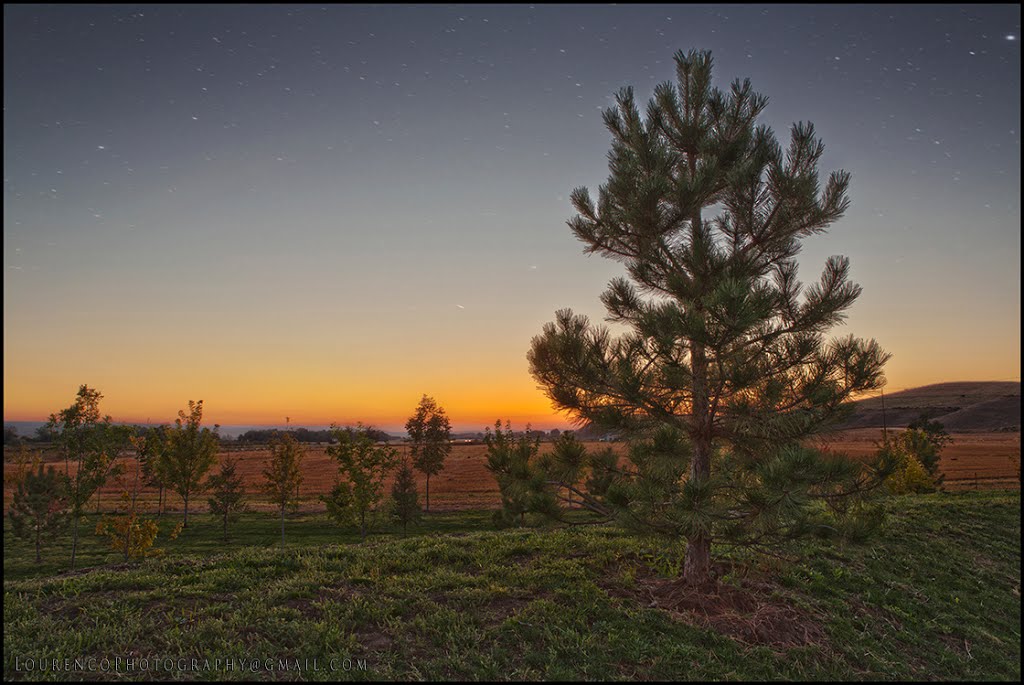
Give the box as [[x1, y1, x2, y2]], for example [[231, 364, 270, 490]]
[[839, 381, 1021, 432], [572, 381, 1021, 434], [2, 493, 1019, 681]]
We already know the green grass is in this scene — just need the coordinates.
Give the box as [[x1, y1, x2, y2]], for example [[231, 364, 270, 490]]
[[2, 510, 499, 582], [3, 492, 1020, 681]]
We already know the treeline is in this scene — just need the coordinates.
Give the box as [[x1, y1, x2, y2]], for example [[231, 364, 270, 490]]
[[236, 426, 392, 445], [5, 423, 232, 447], [4, 424, 577, 448], [5, 425, 62, 445], [3, 424, 398, 448], [6, 387, 455, 568]]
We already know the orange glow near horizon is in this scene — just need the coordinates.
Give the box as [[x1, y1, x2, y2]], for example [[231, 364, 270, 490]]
[[2, 388, 568, 432], [3, 345, 576, 430], [4, 351, 1019, 431]]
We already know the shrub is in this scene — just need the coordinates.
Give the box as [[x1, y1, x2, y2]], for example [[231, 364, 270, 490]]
[[9, 465, 68, 563], [95, 492, 183, 560]]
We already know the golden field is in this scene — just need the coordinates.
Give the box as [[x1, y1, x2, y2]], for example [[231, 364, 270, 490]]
[[3, 431, 1019, 513]]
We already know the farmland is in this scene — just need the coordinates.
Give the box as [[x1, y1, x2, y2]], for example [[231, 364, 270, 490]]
[[3, 425, 1020, 680], [4, 415, 1020, 679], [4, 431, 1019, 515], [810, 429, 1021, 491]]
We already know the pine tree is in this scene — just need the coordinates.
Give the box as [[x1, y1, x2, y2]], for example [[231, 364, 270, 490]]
[[390, 458, 421, 535], [165, 400, 219, 528], [483, 421, 557, 528], [527, 49, 891, 585], [207, 457, 246, 540], [404, 395, 452, 512], [543, 430, 588, 509], [8, 464, 68, 563], [261, 433, 304, 547]]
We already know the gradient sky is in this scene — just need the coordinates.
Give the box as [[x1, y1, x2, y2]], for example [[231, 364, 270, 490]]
[[4, 4, 1020, 431]]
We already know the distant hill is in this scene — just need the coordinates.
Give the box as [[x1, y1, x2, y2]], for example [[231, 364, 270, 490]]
[[839, 381, 1021, 432], [568, 381, 1021, 437]]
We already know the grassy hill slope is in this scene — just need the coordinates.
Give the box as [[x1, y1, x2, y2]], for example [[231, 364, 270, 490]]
[[841, 381, 1020, 431], [3, 492, 1020, 681]]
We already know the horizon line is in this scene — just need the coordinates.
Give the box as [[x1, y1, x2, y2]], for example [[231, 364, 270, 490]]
[[4, 379, 1018, 429]]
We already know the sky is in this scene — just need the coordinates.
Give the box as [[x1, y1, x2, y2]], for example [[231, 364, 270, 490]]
[[3, 4, 1020, 431]]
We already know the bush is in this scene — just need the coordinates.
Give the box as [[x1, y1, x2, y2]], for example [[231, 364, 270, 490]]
[[881, 441, 936, 495], [892, 428, 946, 485], [95, 492, 183, 560]]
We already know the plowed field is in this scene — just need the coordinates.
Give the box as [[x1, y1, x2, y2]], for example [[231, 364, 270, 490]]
[[5, 432, 1018, 512]]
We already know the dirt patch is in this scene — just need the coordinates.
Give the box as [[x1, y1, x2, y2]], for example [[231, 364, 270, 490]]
[[485, 595, 531, 623], [507, 551, 539, 567], [37, 598, 83, 621], [938, 633, 973, 660], [353, 627, 393, 652], [280, 584, 359, 619], [481, 589, 554, 627], [606, 566, 827, 650], [281, 597, 320, 618], [849, 598, 903, 633], [52, 561, 140, 579]]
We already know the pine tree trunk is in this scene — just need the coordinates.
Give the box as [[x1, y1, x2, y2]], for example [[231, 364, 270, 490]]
[[35, 524, 42, 564], [360, 511, 366, 541], [223, 512, 228, 541], [183, 493, 189, 528], [425, 474, 430, 513], [683, 532, 711, 584], [683, 340, 714, 585], [158, 485, 164, 517]]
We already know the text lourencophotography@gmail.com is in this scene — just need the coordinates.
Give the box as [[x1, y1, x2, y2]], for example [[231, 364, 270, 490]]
[[9, 655, 368, 677]]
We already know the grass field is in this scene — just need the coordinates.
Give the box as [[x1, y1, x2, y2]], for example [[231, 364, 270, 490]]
[[3, 491, 1020, 681], [2, 510, 499, 583]]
